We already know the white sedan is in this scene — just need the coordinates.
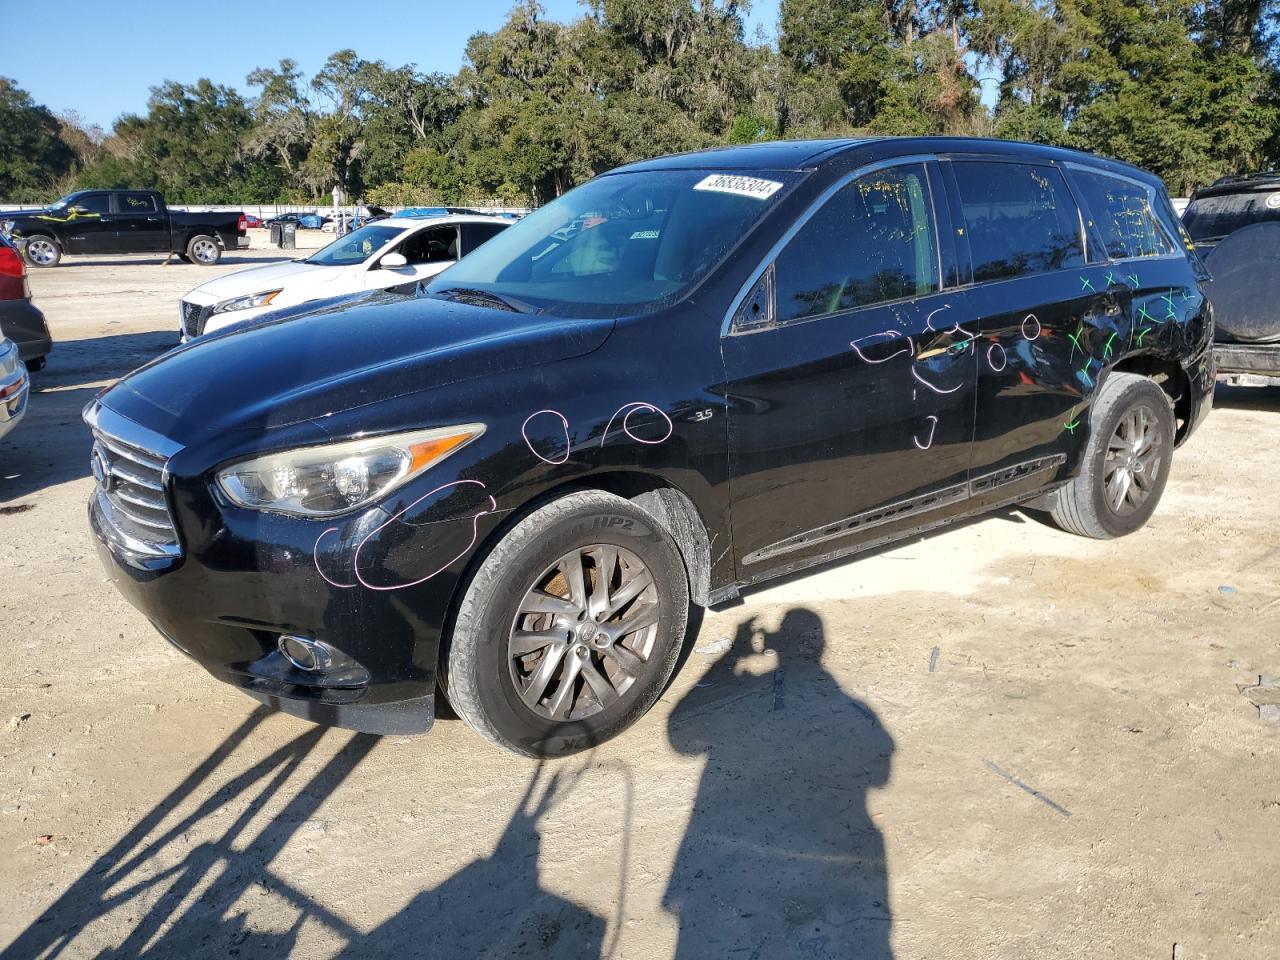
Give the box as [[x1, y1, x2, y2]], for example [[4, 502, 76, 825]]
[[178, 215, 510, 339]]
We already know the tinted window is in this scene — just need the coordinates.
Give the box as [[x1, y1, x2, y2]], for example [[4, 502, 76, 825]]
[[426, 169, 800, 319], [460, 221, 508, 254], [1071, 170, 1173, 259], [952, 162, 1084, 282], [72, 194, 111, 215], [399, 226, 457, 265], [118, 192, 157, 213], [1182, 189, 1280, 242], [774, 164, 939, 323]]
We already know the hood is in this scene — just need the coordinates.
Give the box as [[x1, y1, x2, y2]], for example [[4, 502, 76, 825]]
[[99, 295, 615, 445], [187, 259, 338, 301]]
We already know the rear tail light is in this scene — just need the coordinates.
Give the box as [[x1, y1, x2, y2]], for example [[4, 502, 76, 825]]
[[237, 215, 247, 234], [0, 245, 24, 280]]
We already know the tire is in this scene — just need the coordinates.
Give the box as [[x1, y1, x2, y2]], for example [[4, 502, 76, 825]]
[[1049, 372, 1175, 539], [23, 236, 61, 268], [445, 490, 690, 757], [186, 235, 221, 265]]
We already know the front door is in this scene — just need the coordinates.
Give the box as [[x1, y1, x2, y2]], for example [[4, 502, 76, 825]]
[[364, 225, 459, 290], [723, 161, 977, 575], [56, 192, 115, 254], [113, 192, 169, 252]]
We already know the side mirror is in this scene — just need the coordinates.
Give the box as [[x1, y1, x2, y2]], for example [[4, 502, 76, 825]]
[[379, 252, 408, 269]]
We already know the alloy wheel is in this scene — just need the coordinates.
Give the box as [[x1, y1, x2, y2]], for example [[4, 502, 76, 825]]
[[26, 239, 57, 265], [1102, 403, 1165, 516], [507, 544, 660, 721], [191, 239, 218, 263]]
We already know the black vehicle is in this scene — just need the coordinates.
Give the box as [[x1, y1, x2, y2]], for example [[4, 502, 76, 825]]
[[2, 190, 247, 268], [1182, 172, 1280, 384], [0, 234, 52, 369], [85, 137, 1214, 757]]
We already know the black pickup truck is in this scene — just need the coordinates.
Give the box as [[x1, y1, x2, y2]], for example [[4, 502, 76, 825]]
[[0, 190, 247, 268]]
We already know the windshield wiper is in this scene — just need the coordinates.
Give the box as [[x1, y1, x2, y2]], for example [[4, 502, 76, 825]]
[[432, 286, 540, 315]]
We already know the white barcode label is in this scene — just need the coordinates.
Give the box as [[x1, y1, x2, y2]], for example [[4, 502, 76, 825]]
[[693, 174, 783, 201]]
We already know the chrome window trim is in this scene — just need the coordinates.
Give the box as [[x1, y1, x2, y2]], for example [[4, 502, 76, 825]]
[[722, 154, 942, 337]]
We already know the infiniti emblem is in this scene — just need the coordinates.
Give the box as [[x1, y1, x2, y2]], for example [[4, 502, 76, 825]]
[[91, 446, 113, 492]]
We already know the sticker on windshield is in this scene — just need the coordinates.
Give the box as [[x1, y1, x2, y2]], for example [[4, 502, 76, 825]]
[[693, 174, 783, 201], [630, 229, 660, 239], [1266, 192, 1280, 209]]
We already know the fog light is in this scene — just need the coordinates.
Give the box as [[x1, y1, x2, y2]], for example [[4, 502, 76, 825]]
[[278, 634, 334, 672]]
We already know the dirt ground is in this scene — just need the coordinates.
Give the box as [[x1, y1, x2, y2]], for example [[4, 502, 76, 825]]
[[0, 241, 1277, 959]]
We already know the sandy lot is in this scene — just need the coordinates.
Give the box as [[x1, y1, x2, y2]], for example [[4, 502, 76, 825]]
[[0, 242, 1277, 959]]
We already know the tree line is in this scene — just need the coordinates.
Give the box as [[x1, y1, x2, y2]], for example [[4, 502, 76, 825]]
[[2, 0, 1278, 205]]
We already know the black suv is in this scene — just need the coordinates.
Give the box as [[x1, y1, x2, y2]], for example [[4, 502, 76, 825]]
[[86, 138, 1213, 756], [1182, 172, 1280, 384]]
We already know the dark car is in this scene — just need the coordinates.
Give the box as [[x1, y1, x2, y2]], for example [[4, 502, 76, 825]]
[[2, 190, 247, 268], [85, 137, 1213, 757], [1182, 172, 1280, 384], [0, 234, 52, 369]]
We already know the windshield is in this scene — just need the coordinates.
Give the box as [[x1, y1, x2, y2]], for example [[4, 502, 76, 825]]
[[1183, 190, 1280, 241], [46, 193, 79, 210], [426, 169, 800, 318], [305, 224, 404, 266]]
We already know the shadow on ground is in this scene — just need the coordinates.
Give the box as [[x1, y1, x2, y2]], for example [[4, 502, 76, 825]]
[[47, 254, 295, 269], [2, 609, 894, 958], [0, 331, 178, 501]]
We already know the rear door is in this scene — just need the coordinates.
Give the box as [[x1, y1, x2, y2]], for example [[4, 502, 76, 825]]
[[723, 159, 978, 574], [112, 192, 168, 252], [944, 157, 1125, 488]]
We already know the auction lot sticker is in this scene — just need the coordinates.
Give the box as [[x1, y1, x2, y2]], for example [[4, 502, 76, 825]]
[[694, 174, 784, 200]]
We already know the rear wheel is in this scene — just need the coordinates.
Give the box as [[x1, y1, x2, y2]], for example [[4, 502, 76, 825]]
[[445, 490, 689, 757], [23, 236, 60, 268], [186, 235, 221, 265], [1049, 372, 1175, 539]]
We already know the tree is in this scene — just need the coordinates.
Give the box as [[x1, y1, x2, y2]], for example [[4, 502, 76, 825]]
[[0, 78, 77, 199]]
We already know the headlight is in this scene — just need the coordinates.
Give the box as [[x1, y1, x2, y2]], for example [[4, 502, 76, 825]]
[[214, 424, 485, 517], [212, 289, 283, 315]]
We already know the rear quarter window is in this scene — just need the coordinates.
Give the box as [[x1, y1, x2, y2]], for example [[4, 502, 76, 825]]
[[1070, 170, 1174, 260]]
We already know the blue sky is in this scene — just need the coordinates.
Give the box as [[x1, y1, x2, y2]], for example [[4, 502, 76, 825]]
[[6, 0, 782, 131]]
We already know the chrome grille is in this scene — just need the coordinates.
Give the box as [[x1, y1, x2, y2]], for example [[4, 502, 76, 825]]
[[180, 300, 210, 338], [87, 407, 182, 557]]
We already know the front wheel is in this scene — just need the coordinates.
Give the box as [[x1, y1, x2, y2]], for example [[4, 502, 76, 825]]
[[1049, 372, 1175, 539], [23, 236, 61, 268], [186, 235, 221, 265], [445, 490, 690, 757]]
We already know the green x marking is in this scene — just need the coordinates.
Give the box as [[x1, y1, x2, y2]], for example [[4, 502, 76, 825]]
[[1136, 326, 1152, 346], [1064, 418, 1081, 434], [1103, 331, 1118, 358], [1137, 304, 1155, 323], [1080, 276, 1095, 292], [1068, 326, 1085, 358]]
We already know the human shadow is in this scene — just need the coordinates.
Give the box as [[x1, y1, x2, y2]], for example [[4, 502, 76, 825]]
[[0, 330, 178, 501], [341, 762, 607, 958], [663, 609, 895, 959], [2, 707, 377, 959]]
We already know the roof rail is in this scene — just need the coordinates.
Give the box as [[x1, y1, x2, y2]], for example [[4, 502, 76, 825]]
[[1210, 169, 1280, 187]]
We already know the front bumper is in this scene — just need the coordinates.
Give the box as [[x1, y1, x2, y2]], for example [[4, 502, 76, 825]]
[[0, 299, 52, 363], [85, 436, 477, 735]]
